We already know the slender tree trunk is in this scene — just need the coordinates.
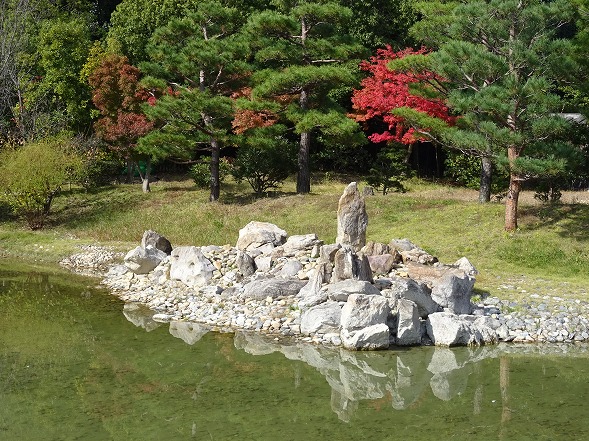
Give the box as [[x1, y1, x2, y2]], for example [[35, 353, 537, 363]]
[[297, 88, 311, 194], [126, 158, 133, 183], [142, 157, 151, 193], [209, 138, 220, 201], [479, 156, 492, 203], [505, 146, 520, 231]]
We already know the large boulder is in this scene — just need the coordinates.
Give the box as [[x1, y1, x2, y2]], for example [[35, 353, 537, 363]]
[[336, 182, 368, 251], [396, 299, 422, 346], [367, 254, 397, 275], [169, 321, 209, 345], [141, 230, 172, 255], [169, 246, 215, 287], [124, 245, 167, 274], [341, 324, 390, 350], [382, 276, 439, 318], [300, 301, 342, 335], [426, 312, 496, 346], [242, 277, 306, 300], [341, 294, 390, 332], [430, 273, 474, 315], [326, 279, 381, 302], [298, 264, 328, 309], [236, 221, 287, 252], [332, 246, 373, 283], [282, 234, 322, 255]]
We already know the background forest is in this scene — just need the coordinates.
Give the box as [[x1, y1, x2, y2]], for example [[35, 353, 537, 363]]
[[1, 0, 589, 232]]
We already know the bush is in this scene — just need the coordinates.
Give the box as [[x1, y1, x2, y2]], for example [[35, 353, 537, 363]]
[[232, 126, 297, 195], [366, 144, 413, 194], [189, 157, 232, 189], [444, 151, 509, 195], [0, 134, 83, 229]]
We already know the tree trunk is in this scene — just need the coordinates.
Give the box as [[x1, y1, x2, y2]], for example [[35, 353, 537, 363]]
[[297, 131, 311, 194], [209, 138, 220, 201], [126, 158, 134, 183], [505, 146, 520, 231], [297, 87, 311, 194], [141, 157, 151, 193], [479, 156, 492, 203]]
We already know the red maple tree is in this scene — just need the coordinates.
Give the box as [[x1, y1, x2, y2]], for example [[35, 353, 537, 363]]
[[351, 46, 454, 145], [89, 54, 154, 157]]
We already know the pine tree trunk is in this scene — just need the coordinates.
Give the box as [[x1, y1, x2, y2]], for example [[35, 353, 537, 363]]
[[142, 157, 151, 193], [209, 139, 220, 202], [297, 131, 311, 194], [505, 146, 520, 231], [126, 158, 133, 183], [297, 88, 311, 194], [479, 156, 492, 203]]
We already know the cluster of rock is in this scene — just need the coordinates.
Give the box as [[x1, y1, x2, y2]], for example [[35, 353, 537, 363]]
[[103, 182, 507, 350]]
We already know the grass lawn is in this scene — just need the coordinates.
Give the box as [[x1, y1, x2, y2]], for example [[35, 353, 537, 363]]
[[1, 174, 588, 303]]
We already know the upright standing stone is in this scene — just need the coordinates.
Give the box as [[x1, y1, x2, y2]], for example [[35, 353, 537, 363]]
[[336, 182, 368, 251]]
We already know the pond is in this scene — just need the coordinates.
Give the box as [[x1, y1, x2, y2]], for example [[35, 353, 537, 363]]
[[1, 262, 589, 441]]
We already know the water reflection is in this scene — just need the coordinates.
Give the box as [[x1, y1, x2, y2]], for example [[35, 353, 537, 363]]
[[123, 303, 589, 423]]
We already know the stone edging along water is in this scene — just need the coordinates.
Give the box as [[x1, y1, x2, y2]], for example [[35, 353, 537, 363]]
[[60, 182, 589, 350]]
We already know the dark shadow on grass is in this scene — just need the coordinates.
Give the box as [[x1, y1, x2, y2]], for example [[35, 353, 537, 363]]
[[46, 185, 143, 229], [519, 203, 589, 242], [221, 189, 298, 206]]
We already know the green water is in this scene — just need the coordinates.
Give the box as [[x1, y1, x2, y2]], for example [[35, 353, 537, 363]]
[[1, 263, 589, 441]]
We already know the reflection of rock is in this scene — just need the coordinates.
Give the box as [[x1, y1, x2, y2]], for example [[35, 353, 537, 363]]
[[428, 348, 473, 401], [122, 303, 162, 332], [230, 331, 507, 421], [390, 349, 433, 410], [331, 389, 359, 423], [169, 321, 209, 345]]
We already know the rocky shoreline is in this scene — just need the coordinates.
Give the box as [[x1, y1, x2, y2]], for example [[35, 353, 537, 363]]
[[59, 182, 589, 349]]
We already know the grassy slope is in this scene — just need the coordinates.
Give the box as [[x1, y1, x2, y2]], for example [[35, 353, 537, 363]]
[[1, 175, 588, 302]]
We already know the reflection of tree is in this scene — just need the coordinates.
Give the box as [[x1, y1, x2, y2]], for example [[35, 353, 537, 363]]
[[500, 356, 511, 440]]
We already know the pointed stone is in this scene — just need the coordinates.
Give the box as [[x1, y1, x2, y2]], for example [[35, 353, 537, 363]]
[[336, 182, 368, 251]]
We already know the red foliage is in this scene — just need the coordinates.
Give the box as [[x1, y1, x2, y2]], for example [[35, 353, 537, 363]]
[[89, 54, 153, 155], [351, 46, 453, 145]]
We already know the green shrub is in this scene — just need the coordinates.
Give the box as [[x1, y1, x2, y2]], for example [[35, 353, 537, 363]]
[[0, 134, 83, 229], [366, 144, 413, 194], [232, 126, 297, 195], [444, 151, 509, 195], [189, 157, 232, 189]]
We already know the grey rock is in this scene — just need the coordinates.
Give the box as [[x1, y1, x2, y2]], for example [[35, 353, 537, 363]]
[[360, 241, 390, 256], [326, 279, 381, 302], [124, 245, 167, 274], [382, 276, 439, 318], [341, 294, 389, 332], [236, 221, 287, 252], [336, 182, 368, 251], [236, 251, 256, 277], [278, 259, 303, 278], [169, 246, 215, 287], [396, 299, 422, 346], [254, 255, 272, 272], [367, 254, 397, 275], [426, 312, 485, 346], [283, 234, 322, 254], [298, 264, 328, 309], [300, 301, 342, 335], [141, 230, 172, 255], [341, 324, 390, 350], [454, 256, 478, 276], [122, 303, 161, 331], [319, 243, 341, 263], [389, 238, 417, 252], [431, 273, 475, 315], [332, 247, 373, 283], [242, 277, 306, 300]]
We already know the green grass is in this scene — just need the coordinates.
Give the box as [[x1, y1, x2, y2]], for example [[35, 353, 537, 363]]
[[1, 174, 588, 302]]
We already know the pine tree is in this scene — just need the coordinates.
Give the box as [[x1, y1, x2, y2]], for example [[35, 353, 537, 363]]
[[138, 1, 248, 201], [243, 0, 366, 194], [392, 0, 577, 230]]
